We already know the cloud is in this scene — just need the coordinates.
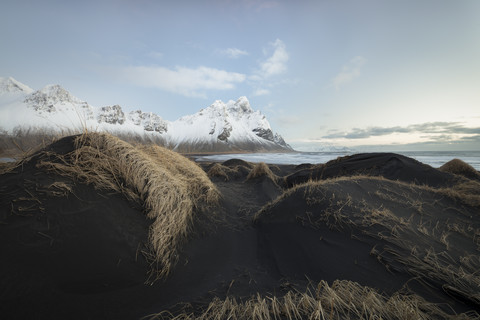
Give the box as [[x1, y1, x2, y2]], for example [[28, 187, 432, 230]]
[[245, 39, 290, 95], [113, 39, 288, 98], [322, 122, 480, 139], [218, 48, 249, 59], [248, 74, 263, 82], [332, 56, 366, 90], [253, 88, 270, 96], [115, 65, 246, 98], [258, 39, 289, 78]]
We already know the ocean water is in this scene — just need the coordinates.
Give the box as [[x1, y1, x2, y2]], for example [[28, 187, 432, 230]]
[[195, 151, 480, 171]]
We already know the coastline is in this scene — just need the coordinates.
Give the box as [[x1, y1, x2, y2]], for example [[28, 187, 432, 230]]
[[192, 150, 480, 170]]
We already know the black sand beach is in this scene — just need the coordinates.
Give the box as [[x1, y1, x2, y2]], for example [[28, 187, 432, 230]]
[[1, 133, 480, 319]]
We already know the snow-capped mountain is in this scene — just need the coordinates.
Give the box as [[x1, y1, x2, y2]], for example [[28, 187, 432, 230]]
[[167, 97, 290, 152], [0, 77, 291, 152]]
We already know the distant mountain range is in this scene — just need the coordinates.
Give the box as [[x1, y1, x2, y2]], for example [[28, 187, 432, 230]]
[[0, 77, 291, 152]]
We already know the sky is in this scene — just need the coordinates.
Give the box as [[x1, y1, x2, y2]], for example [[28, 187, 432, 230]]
[[1, 0, 479, 151]]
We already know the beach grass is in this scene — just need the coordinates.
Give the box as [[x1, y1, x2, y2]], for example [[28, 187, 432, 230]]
[[36, 132, 220, 281], [440, 158, 480, 180], [146, 279, 474, 320], [207, 163, 232, 181], [246, 162, 278, 183], [255, 175, 480, 311]]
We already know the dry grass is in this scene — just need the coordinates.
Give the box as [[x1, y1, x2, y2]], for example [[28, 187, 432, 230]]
[[138, 144, 219, 205], [257, 174, 480, 231], [0, 130, 66, 159], [146, 279, 475, 319], [434, 180, 480, 207], [440, 159, 480, 180], [36, 132, 220, 281], [280, 174, 480, 212], [0, 161, 15, 175], [255, 175, 480, 310], [254, 175, 380, 221], [207, 163, 231, 181], [398, 248, 480, 307], [46, 181, 73, 197], [246, 162, 278, 183]]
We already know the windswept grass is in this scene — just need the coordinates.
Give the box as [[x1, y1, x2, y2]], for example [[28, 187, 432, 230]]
[[255, 175, 480, 311], [246, 162, 278, 183], [207, 163, 231, 181], [0, 162, 14, 175], [37, 132, 220, 281], [432, 180, 480, 207], [147, 280, 474, 319], [398, 248, 480, 306], [440, 159, 480, 180]]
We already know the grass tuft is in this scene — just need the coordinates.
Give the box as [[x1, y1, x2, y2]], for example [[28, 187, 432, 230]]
[[440, 159, 480, 180], [207, 163, 231, 181], [36, 132, 220, 281], [255, 175, 480, 310], [246, 162, 278, 183], [146, 280, 475, 319]]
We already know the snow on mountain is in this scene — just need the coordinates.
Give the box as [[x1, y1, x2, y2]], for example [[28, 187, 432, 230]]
[[24, 84, 95, 125], [0, 79, 95, 134], [168, 97, 291, 151], [98, 105, 126, 125], [128, 110, 168, 134], [0, 77, 291, 152], [0, 77, 34, 94]]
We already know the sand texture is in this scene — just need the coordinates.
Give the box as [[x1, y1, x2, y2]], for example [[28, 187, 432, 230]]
[[1, 133, 480, 319]]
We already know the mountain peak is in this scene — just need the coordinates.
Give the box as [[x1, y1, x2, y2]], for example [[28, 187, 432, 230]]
[[25, 84, 84, 107], [227, 96, 253, 114], [0, 77, 34, 94], [38, 84, 78, 101], [23, 83, 93, 120], [206, 97, 253, 114]]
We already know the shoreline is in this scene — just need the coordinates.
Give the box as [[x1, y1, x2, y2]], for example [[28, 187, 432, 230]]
[[191, 150, 480, 171]]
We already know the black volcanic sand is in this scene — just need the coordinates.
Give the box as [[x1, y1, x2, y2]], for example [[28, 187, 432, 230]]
[[1, 139, 480, 319]]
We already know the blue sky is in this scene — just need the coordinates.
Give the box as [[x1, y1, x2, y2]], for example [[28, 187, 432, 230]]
[[1, 0, 479, 150]]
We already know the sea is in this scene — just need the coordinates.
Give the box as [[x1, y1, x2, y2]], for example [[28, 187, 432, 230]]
[[195, 151, 480, 171], [2, 151, 479, 171]]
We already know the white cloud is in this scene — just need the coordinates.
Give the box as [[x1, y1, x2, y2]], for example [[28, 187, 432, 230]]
[[258, 39, 289, 78], [322, 121, 480, 139], [219, 48, 249, 59], [332, 56, 367, 90], [116, 65, 246, 98], [248, 74, 263, 82], [253, 88, 270, 96]]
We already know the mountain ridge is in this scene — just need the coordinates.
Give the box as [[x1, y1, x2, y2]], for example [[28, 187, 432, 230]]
[[0, 77, 291, 152]]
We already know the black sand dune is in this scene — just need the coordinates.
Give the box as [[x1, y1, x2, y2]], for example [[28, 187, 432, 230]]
[[285, 153, 458, 188], [1, 133, 480, 319]]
